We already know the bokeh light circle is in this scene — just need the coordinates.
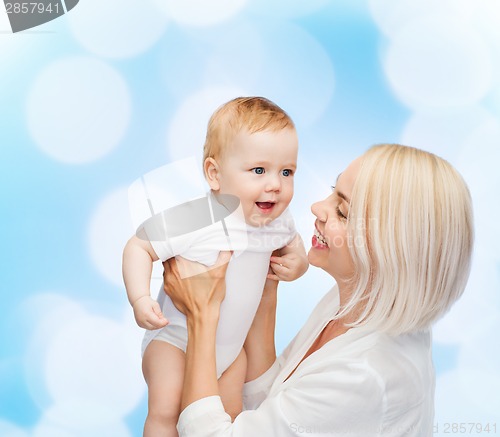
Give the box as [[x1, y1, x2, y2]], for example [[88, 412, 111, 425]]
[[34, 406, 132, 437], [21, 295, 142, 435], [45, 314, 144, 418], [23, 294, 88, 409], [457, 118, 500, 263], [433, 248, 500, 344], [435, 370, 495, 427], [159, 20, 264, 100], [0, 421, 29, 437], [161, 22, 334, 130], [456, 319, 500, 416], [468, 0, 500, 62], [68, 0, 169, 58], [27, 57, 131, 164], [383, 15, 492, 112], [33, 423, 76, 437], [247, 0, 330, 18], [369, 0, 474, 39], [250, 21, 335, 128], [88, 187, 133, 286], [400, 106, 497, 164], [151, 0, 247, 27], [167, 86, 247, 162]]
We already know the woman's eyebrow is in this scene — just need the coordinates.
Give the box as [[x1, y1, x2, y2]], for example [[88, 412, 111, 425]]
[[337, 190, 350, 204]]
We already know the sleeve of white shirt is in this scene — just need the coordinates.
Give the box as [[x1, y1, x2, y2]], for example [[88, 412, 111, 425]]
[[149, 237, 175, 262], [177, 360, 385, 437], [242, 288, 339, 410], [241, 357, 282, 410]]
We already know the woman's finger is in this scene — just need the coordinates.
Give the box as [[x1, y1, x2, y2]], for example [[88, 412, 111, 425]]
[[210, 251, 232, 278], [270, 256, 289, 269], [162, 258, 173, 287], [176, 255, 212, 278], [269, 256, 283, 265], [270, 261, 288, 272], [163, 258, 171, 273], [267, 273, 280, 281], [215, 250, 233, 266]]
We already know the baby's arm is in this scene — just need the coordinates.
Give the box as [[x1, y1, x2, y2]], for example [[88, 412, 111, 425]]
[[122, 235, 168, 330], [268, 234, 309, 281]]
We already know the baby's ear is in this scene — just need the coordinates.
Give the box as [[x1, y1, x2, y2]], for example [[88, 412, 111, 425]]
[[204, 157, 221, 191]]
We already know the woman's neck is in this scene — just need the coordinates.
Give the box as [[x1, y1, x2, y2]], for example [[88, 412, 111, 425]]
[[335, 281, 365, 327]]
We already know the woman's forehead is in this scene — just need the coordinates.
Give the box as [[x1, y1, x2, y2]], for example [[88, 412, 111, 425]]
[[337, 156, 363, 196]]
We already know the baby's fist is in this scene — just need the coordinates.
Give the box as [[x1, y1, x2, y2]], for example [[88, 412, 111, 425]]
[[268, 252, 308, 282], [132, 296, 168, 330]]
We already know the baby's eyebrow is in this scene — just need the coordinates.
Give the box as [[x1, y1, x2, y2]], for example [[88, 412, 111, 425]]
[[246, 161, 296, 169]]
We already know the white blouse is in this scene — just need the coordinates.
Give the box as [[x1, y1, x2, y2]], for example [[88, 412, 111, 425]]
[[177, 286, 435, 437]]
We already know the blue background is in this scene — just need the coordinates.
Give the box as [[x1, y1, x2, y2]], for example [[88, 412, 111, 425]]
[[1, 1, 499, 435]]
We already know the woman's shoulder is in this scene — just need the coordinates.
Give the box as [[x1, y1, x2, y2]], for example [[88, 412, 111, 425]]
[[364, 329, 433, 374], [297, 326, 433, 390], [357, 330, 435, 411], [282, 331, 434, 435], [291, 330, 433, 410], [372, 330, 433, 378]]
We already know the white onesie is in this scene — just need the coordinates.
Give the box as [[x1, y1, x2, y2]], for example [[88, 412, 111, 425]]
[[141, 192, 297, 378]]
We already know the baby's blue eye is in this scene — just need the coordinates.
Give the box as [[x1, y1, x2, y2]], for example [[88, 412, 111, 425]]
[[252, 167, 265, 175], [282, 169, 293, 177]]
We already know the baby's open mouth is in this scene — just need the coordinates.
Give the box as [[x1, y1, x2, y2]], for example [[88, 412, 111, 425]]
[[256, 202, 275, 209]]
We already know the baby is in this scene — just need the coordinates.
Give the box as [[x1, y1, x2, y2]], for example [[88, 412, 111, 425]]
[[122, 97, 308, 436]]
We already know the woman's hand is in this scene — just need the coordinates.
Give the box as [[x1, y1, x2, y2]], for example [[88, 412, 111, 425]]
[[162, 251, 232, 319]]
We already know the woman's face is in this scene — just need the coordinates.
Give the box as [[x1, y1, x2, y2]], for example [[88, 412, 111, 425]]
[[308, 157, 362, 284]]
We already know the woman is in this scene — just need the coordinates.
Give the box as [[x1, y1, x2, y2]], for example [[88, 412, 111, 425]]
[[163, 144, 474, 436]]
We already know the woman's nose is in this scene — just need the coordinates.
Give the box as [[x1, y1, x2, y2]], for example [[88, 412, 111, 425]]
[[311, 200, 328, 223], [311, 200, 327, 222]]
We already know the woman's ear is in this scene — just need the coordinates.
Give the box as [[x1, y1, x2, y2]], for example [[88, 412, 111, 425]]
[[204, 157, 221, 191]]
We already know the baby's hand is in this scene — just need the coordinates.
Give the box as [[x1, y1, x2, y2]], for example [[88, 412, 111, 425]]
[[268, 252, 309, 282], [132, 296, 168, 330]]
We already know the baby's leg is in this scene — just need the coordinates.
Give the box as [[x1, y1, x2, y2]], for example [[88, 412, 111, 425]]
[[218, 347, 247, 421], [142, 340, 185, 437]]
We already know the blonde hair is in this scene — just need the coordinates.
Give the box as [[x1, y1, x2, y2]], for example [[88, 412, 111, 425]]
[[202, 97, 295, 165], [341, 144, 474, 335]]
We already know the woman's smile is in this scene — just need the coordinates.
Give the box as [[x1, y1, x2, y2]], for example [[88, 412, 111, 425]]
[[312, 226, 328, 248]]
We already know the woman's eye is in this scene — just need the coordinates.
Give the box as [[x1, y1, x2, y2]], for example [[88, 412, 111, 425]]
[[252, 167, 265, 175], [282, 169, 293, 177], [336, 206, 347, 220]]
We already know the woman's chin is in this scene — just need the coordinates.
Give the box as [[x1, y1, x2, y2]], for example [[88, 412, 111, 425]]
[[307, 250, 324, 268]]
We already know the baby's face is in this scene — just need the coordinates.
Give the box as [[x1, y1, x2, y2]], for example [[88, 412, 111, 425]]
[[216, 128, 298, 227]]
